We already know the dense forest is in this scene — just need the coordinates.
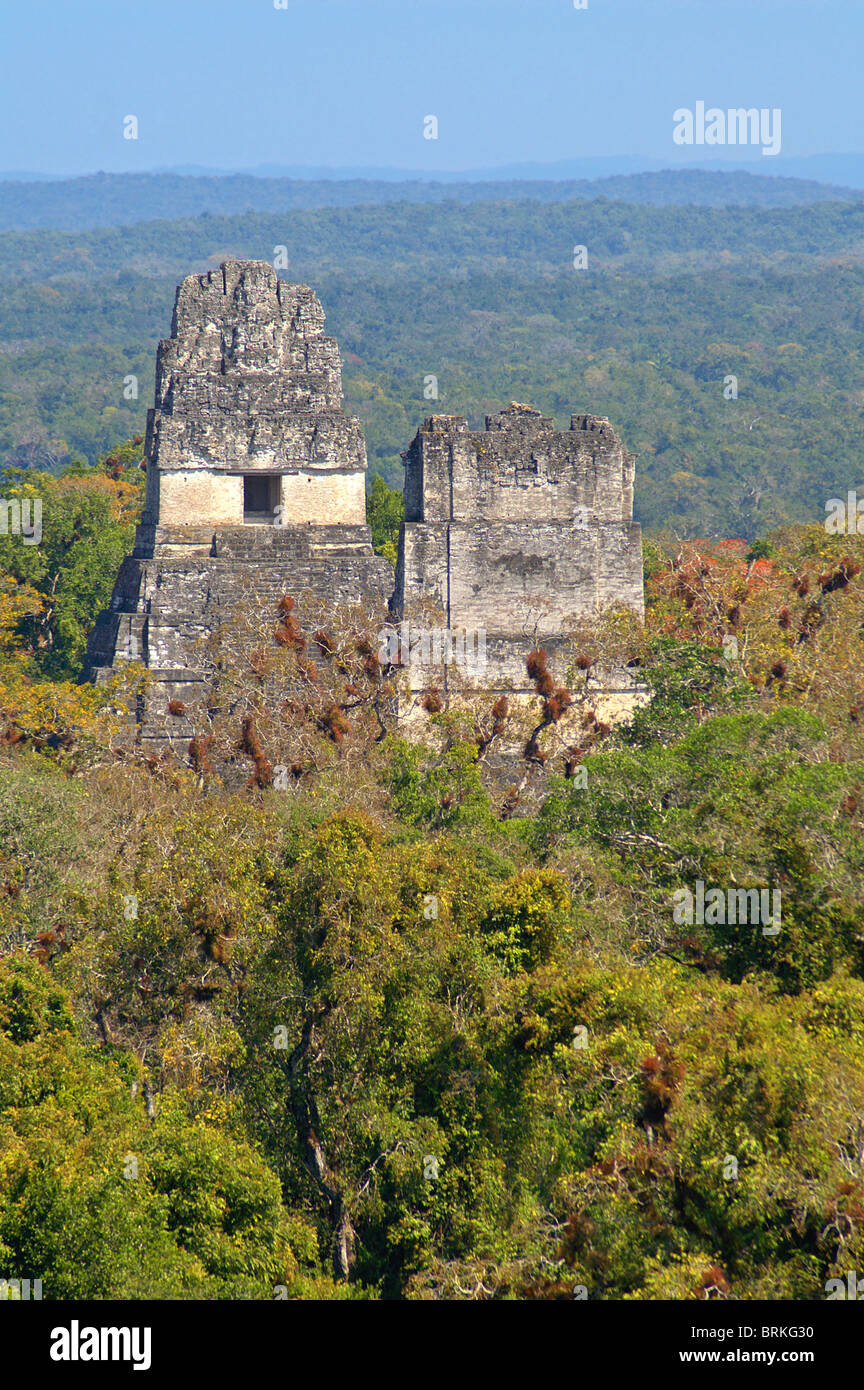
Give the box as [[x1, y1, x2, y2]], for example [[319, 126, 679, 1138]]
[[2, 178, 864, 536], [2, 449, 864, 1298], [3, 167, 864, 1301]]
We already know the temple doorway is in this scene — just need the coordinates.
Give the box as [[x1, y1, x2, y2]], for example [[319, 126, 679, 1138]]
[[243, 475, 281, 523]]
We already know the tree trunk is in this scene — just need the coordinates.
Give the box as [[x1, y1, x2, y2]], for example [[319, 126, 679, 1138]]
[[285, 1010, 355, 1280]]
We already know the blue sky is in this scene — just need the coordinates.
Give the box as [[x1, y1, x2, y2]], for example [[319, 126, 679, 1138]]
[[0, 0, 860, 175]]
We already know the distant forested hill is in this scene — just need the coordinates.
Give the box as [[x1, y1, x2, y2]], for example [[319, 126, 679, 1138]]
[[0, 167, 860, 232], [2, 185, 864, 536]]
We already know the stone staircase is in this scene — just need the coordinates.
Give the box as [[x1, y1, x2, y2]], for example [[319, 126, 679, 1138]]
[[85, 523, 394, 752]]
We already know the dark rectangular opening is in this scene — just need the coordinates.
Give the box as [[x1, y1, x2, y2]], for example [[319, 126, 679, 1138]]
[[243, 475, 278, 522]]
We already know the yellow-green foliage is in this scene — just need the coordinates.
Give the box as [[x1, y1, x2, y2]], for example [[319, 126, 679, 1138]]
[[2, 523, 864, 1299]]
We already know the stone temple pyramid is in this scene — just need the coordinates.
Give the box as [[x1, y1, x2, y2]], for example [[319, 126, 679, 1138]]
[[85, 260, 392, 747], [86, 259, 644, 750]]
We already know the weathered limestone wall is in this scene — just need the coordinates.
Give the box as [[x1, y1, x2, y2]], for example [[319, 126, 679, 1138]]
[[154, 470, 367, 527], [400, 521, 642, 636], [395, 405, 642, 606], [403, 408, 636, 526], [391, 403, 644, 707], [86, 526, 394, 752], [141, 259, 368, 531], [279, 470, 367, 524], [86, 262, 391, 747], [158, 471, 243, 526]]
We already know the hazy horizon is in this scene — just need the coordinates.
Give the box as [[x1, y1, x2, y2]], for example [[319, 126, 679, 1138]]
[[4, 152, 864, 190]]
